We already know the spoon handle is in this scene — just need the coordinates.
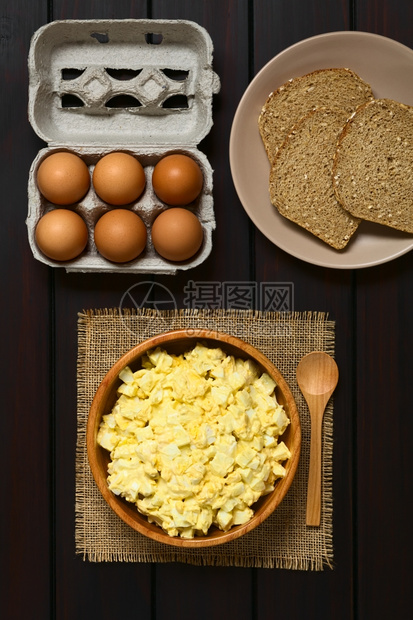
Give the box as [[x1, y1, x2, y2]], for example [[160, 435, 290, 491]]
[[306, 406, 324, 526]]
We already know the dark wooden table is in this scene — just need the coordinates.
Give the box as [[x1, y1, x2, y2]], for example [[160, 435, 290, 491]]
[[2, 1, 412, 618]]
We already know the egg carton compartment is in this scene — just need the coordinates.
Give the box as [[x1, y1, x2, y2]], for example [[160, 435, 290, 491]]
[[26, 146, 215, 274], [28, 19, 220, 147]]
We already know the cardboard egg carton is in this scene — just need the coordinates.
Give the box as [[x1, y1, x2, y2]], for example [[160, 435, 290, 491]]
[[26, 19, 220, 274]]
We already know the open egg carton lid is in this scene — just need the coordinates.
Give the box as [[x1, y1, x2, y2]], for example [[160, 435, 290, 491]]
[[27, 19, 220, 274], [28, 19, 220, 147]]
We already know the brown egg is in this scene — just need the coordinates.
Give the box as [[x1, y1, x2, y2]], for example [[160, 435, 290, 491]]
[[37, 151, 90, 205], [151, 208, 203, 261], [152, 154, 203, 206], [93, 152, 146, 205], [35, 209, 88, 261], [94, 209, 147, 263]]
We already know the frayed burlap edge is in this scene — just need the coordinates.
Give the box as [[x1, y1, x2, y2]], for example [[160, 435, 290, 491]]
[[76, 308, 334, 570]]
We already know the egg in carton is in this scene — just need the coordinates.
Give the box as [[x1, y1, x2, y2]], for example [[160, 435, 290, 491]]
[[26, 19, 220, 274]]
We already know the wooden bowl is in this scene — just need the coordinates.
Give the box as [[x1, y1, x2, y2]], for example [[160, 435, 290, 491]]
[[87, 329, 301, 547]]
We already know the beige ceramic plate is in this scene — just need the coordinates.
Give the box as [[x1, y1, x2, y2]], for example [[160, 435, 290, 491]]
[[230, 31, 413, 269]]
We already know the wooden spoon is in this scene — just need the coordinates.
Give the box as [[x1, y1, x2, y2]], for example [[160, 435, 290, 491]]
[[296, 352, 339, 526]]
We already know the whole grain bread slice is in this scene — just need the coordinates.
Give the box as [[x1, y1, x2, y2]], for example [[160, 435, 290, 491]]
[[269, 107, 361, 250], [332, 98, 413, 233], [259, 68, 374, 163]]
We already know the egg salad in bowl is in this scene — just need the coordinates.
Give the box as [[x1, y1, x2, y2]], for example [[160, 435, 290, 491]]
[[87, 330, 301, 547]]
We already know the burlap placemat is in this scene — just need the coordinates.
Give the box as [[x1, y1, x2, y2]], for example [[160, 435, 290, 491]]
[[76, 308, 335, 570]]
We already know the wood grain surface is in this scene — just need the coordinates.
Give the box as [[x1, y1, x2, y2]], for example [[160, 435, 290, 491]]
[[1, 1, 412, 619]]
